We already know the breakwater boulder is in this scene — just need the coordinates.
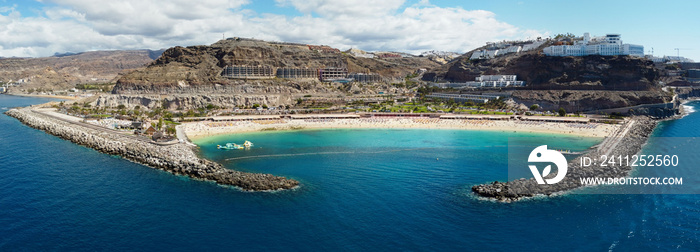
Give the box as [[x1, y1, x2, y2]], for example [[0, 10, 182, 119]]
[[472, 116, 657, 202], [5, 108, 299, 191]]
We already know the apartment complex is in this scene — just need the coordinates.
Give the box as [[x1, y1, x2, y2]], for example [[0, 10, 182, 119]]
[[276, 68, 317, 79], [543, 33, 644, 57], [432, 75, 525, 89], [221, 65, 275, 79], [426, 93, 502, 104], [469, 40, 546, 60]]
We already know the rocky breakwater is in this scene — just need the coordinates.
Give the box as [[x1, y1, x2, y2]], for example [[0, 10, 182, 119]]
[[472, 116, 657, 202], [5, 108, 299, 191]]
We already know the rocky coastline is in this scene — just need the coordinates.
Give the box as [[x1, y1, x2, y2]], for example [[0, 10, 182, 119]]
[[5, 107, 299, 191], [472, 116, 657, 202]]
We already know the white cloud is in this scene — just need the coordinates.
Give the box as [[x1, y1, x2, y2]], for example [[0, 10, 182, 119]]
[[275, 0, 405, 17], [0, 0, 546, 57], [258, 3, 546, 54], [44, 8, 85, 21], [39, 0, 250, 36]]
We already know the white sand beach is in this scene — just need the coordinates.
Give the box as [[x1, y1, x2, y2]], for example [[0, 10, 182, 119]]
[[182, 117, 619, 140], [9, 93, 81, 100]]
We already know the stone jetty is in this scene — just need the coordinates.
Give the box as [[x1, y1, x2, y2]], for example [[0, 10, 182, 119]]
[[472, 116, 657, 202], [5, 107, 299, 191]]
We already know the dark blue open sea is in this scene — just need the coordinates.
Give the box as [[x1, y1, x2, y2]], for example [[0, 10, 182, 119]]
[[1, 94, 698, 251]]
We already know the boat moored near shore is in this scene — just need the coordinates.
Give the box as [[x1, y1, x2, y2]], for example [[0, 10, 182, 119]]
[[218, 140, 253, 150]]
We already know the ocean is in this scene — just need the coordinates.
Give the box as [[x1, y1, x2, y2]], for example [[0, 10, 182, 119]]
[[0, 94, 698, 251]]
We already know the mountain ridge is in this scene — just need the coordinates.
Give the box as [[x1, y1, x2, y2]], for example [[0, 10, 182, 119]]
[[112, 38, 440, 94], [1, 49, 163, 92]]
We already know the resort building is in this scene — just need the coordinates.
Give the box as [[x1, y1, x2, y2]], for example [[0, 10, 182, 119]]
[[469, 40, 545, 60], [664, 56, 694, 63], [475, 75, 525, 88], [347, 73, 382, 83], [521, 40, 546, 52], [543, 33, 644, 57], [426, 93, 502, 104], [431, 75, 525, 89], [318, 67, 349, 82], [222, 65, 275, 79], [276, 67, 317, 79], [470, 50, 499, 60], [681, 62, 700, 69], [687, 69, 700, 82], [221, 65, 381, 83]]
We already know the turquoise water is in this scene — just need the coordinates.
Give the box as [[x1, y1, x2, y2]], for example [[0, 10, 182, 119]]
[[1, 94, 699, 250]]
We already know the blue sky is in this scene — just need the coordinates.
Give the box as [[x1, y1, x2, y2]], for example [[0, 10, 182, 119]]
[[0, 0, 698, 60]]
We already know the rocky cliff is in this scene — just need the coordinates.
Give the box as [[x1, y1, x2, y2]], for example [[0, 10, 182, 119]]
[[675, 87, 700, 100], [95, 93, 291, 109], [512, 90, 673, 112], [96, 78, 410, 109], [424, 46, 659, 91], [113, 38, 438, 94]]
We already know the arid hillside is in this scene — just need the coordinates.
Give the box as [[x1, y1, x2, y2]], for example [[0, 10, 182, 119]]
[[113, 38, 439, 94], [423, 42, 659, 91], [1, 50, 162, 92]]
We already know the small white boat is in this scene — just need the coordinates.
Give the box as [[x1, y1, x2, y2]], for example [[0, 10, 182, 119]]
[[217, 140, 253, 150]]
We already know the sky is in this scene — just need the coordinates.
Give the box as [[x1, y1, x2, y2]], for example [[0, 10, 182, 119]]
[[0, 0, 698, 60]]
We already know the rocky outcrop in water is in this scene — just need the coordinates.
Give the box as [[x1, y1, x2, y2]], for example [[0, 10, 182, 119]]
[[472, 116, 657, 202], [5, 108, 299, 191]]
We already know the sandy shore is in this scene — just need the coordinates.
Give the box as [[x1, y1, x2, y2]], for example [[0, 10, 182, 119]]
[[5, 93, 81, 100], [182, 118, 619, 140]]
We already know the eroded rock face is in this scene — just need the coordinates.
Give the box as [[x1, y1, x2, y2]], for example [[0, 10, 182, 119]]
[[94, 94, 292, 109], [676, 87, 700, 99], [512, 90, 672, 112], [112, 38, 439, 94], [424, 47, 659, 91], [96, 78, 412, 110], [5, 108, 299, 191]]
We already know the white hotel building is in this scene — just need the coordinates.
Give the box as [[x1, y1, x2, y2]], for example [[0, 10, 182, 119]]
[[432, 75, 525, 89], [543, 33, 644, 57]]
